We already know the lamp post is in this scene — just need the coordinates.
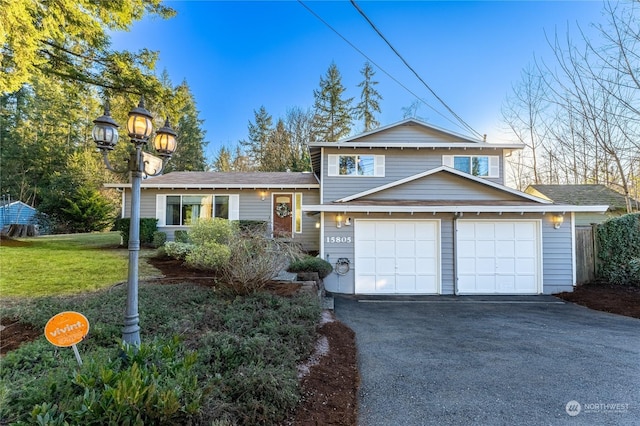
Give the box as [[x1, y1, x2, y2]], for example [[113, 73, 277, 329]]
[[92, 99, 177, 346]]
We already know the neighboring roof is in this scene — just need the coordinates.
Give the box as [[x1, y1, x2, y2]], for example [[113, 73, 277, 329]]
[[525, 184, 636, 211], [336, 166, 551, 204], [105, 171, 319, 189], [0, 201, 36, 211]]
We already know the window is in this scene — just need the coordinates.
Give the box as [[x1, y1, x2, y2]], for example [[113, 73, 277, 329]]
[[294, 193, 302, 233], [157, 194, 239, 226], [443, 155, 499, 178], [328, 154, 385, 177]]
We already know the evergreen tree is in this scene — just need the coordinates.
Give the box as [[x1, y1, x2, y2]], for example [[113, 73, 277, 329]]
[[284, 107, 313, 171], [311, 62, 354, 142], [241, 106, 273, 168], [262, 119, 292, 172], [355, 62, 382, 132], [211, 145, 233, 172]]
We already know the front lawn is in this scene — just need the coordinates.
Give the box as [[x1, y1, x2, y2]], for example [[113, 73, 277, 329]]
[[0, 232, 158, 297]]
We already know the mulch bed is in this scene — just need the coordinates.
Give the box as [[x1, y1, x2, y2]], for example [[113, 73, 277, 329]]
[[555, 281, 640, 319]]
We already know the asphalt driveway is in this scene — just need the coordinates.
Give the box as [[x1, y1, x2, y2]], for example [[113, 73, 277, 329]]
[[334, 295, 640, 426]]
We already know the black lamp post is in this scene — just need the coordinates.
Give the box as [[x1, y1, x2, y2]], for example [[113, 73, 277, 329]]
[[92, 99, 177, 346]]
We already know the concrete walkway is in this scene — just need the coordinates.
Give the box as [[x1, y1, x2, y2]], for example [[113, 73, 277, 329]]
[[334, 295, 640, 425]]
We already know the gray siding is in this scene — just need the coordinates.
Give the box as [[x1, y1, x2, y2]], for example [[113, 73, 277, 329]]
[[322, 212, 575, 295], [352, 123, 471, 144], [322, 148, 506, 202], [574, 212, 609, 226], [363, 173, 523, 202], [125, 188, 319, 252]]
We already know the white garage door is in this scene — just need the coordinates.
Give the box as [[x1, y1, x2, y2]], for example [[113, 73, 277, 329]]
[[456, 220, 541, 294], [355, 220, 440, 294]]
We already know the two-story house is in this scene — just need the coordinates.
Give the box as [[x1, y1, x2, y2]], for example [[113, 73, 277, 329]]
[[107, 119, 607, 295]]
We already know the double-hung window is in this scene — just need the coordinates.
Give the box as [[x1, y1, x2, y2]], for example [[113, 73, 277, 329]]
[[443, 155, 499, 178], [327, 154, 385, 177]]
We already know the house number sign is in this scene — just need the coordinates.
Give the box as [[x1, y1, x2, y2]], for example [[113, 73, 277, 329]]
[[326, 236, 352, 244]]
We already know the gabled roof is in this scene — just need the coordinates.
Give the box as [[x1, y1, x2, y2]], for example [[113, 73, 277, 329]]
[[105, 171, 319, 189], [525, 184, 637, 211], [336, 166, 551, 204]]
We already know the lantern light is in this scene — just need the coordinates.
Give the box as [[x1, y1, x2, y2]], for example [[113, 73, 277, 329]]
[[153, 117, 177, 158], [126, 98, 154, 141]]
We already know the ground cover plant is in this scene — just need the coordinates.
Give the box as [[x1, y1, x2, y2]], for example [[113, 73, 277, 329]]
[[0, 283, 321, 425]]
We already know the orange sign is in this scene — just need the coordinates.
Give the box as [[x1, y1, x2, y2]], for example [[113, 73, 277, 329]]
[[44, 311, 90, 347]]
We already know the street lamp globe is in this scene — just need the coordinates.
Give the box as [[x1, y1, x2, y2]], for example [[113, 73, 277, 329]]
[[126, 99, 154, 142], [153, 118, 178, 158], [92, 107, 120, 151]]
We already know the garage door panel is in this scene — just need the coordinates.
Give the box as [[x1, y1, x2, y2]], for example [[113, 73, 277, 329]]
[[355, 220, 440, 294], [457, 220, 540, 295]]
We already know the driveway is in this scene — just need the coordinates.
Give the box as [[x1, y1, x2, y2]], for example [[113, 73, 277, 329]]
[[334, 295, 640, 425]]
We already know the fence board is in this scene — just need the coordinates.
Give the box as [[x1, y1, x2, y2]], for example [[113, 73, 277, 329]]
[[575, 226, 595, 284]]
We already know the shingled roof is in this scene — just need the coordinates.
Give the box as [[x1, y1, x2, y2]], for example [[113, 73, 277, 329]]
[[106, 171, 319, 189], [525, 184, 634, 211]]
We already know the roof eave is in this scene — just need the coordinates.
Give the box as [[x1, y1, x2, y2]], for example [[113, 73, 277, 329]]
[[302, 204, 610, 214]]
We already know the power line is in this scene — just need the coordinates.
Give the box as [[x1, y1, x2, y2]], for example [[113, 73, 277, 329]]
[[297, 0, 473, 134], [350, 0, 484, 140]]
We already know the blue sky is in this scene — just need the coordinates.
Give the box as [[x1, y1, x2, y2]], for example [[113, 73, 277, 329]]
[[110, 1, 606, 160]]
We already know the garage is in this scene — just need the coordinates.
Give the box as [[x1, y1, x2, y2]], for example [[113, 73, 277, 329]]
[[456, 220, 541, 294], [355, 220, 440, 294]]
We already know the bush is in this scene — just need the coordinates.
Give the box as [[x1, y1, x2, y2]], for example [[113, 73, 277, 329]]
[[186, 241, 232, 271], [189, 218, 236, 246], [174, 229, 190, 243], [596, 213, 640, 286], [152, 231, 167, 248], [163, 241, 194, 260], [114, 218, 158, 246], [288, 256, 333, 279]]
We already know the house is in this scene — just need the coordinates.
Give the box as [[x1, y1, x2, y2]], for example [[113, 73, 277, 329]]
[[108, 119, 608, 295], [525, 184, 638, 226], [0, 201, 37, 229]]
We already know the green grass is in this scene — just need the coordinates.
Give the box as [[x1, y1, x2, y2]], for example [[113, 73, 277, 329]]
[[0, 232, 159, 298]]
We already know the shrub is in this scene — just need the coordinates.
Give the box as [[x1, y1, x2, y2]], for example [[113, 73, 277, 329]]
[[114, 218, 158, 245], [218, 231, 304, 295], [152, 231, 167, 248], [288, 256, 333, 279], [186, 241, 232, 271], [189, 218, 236, 246], [163, 241, 194, 260], [174, 229, 190, 243], [596, 213, 640, 286]]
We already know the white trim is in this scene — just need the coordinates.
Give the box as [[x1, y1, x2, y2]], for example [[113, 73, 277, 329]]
[[294, 193, 303, 234], [121, 190, 126, 218], [302, 204, 609, 214], [228, 194, 240, 221], [335, 166, 552, 204], [327, 154, 385, 177], [156, 194, 166, 226], [105, 183, 319, 189], [320, 147, 325, 203], [571, 212, 577, 286], [309, 141, 524, 150]]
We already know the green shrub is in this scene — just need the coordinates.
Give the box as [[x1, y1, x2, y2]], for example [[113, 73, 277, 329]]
[[173, 229, 190, 243], [189, 218, 236, 246], [152, 231, 167, 248], [163, 241, 194, 260], [596, 213, 640, 286], [186, 241, 232, 271], [288, 256, 333, 279], [114, 218, 158, 245]]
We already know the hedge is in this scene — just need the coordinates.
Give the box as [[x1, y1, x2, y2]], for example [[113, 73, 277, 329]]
[[114, 218, 158, 246], [596, 213, 640, 286]]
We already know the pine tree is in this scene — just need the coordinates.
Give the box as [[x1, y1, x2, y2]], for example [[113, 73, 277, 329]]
[[355, 62, 382, 132], [211, 145, 233, 171], [311, 62, 354, 142], [241, 106, 273, 168]]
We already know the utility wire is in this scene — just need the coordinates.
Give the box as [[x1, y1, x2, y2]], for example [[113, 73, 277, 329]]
[[350, 0, 484, 140], [297, 0, 472, 135]]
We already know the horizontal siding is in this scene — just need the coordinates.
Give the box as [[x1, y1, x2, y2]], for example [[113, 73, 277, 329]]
[[364, 173, 522, 202], [125, 188, 319, 252], [574, 212, 609, 226], [440, 218, 455, 294], [541, 214, 574, 294], [352, 123, 468, 143], [322, 147, 507, 202]]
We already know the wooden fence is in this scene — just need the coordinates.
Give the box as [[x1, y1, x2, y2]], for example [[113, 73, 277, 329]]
[[575, 225, 597, 285]]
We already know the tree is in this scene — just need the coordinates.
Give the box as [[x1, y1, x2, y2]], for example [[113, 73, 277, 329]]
[[311, 62, 354, 141], [354, 62, 382, 132], [211, 146, 233, 172], [0, 0, 175, 94], [241, 106, 273, 169], [284, 107, 313, 171], [62, 187, 117, 233]]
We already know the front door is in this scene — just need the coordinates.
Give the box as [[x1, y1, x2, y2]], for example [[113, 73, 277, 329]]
[[272, 193, 293, 237]]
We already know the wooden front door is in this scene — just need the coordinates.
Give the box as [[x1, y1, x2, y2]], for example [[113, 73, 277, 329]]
[[272, 193, 293, 237]]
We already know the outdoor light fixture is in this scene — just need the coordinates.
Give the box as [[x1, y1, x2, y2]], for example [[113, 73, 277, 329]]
[[92, 98, 177, 346], [344, 217, 352, 226], [552, 214, 564, 229], [336, 214, 343, 228], [315, 221, 320, 229]]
